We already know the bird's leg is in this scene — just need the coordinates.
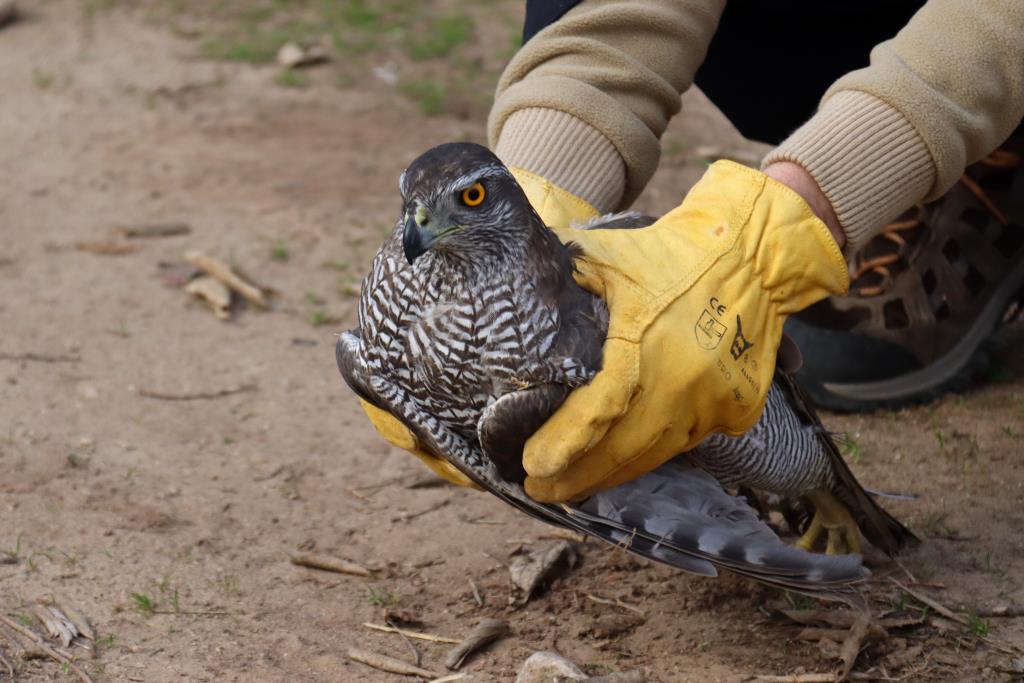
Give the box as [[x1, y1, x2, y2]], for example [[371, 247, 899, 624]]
[[796, 490, 862, 555]]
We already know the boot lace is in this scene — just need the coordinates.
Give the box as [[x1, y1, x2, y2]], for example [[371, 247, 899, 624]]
[[852, 149, 1020, 297]]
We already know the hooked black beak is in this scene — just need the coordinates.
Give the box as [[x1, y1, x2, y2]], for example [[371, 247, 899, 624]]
[[403, 215, 430, 265]]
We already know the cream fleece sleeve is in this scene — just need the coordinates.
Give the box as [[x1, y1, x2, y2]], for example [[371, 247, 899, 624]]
[[765, 1, 1024, 252], [489, 0, 726, 211]]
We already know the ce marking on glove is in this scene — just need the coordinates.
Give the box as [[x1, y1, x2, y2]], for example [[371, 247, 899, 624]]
[[694, 297, 728, 350]]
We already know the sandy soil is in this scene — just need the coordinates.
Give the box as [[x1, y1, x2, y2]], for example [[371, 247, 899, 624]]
[[1, 3, 1022, 681]]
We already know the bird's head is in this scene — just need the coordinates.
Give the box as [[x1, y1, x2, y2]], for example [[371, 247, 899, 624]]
[[397, 142, 537, 265]]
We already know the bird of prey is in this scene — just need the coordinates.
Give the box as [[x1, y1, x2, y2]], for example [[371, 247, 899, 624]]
[[337, 142, 917, 600]]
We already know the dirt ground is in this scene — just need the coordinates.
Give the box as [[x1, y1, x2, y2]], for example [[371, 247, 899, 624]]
[[1, 2, 1023, 682]]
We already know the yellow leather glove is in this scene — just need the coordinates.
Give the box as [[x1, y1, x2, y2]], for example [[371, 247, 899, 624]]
[[508, 167, 601, 230], [521, 160, 849, 502], [354, 167, 598, 487]]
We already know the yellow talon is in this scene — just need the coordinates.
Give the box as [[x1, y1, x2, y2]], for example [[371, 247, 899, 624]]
[[795, 490, 862, 555]]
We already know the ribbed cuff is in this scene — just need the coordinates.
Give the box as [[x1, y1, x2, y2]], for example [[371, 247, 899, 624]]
[[763, 91, 936, 255], [494, 107, 627, 214]]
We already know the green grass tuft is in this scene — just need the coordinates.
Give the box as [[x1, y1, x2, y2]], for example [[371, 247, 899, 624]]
[[838, 432, 863, 464], [367, 586, 397, 607], [131, 592, 155, 616], [271, 241, 291, 262], [339, 0, 381, 30], [32, 69, 56, 89], [399, 79, 446, 116], [274, 69, 310, 88], [407, 15, 472, 61], [964, 610, 990, 637], [201, 32, 291, 64]]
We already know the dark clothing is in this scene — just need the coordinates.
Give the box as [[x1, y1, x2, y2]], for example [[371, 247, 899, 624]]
[[523, 0, 927, 144]]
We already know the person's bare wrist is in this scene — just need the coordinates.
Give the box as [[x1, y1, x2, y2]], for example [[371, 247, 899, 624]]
[[764, 161, 845, 250]]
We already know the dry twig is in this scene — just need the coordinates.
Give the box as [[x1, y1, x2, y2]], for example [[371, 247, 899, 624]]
[[139, 383, 257, 401], [0, 615, 94, 683], [391, 499, 449, 523], [445, 618, 508, 670], [33, 605, 76, 648], [185, 250, 267, 308], [888, 579, 968, 625], [837, 613, 872, 681], [362, 623, 460, 644], [290, 552, 372, 577], [121, 223, 190, 238], [468, 579, 483, 607], [539, 529, 587, 543], [346, 646, 437, 678], [426, 675, 467, 683], [74, 241, 137, 255], [185, 276, 231, 320], [57, 603, 94, 642], [586, 594, 646, 616], [387, 620, 421, 668]]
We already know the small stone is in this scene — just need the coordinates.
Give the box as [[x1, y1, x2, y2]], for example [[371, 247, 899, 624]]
[[276, 41, 328, 69], [515, 651, 586, 683], [372, 62, 399, 86], [276, 43, 304, 68]]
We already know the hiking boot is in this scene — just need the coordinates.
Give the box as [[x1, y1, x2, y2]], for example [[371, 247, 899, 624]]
[[785, 139, 1024, 412]]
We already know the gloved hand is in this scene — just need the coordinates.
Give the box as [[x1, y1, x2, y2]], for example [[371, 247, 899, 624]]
[[355, 166, 598, 488], [522, 160, 849, 502]]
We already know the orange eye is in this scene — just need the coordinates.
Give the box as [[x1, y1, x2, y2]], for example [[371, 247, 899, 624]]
[[461, 182, 486, 207]]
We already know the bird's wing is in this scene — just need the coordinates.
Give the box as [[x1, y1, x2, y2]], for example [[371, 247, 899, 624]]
[[466, 455, 869, 603], [774, 371, 919, 555], [568, 460, 869, 590], [336, 331, 381, 407]]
